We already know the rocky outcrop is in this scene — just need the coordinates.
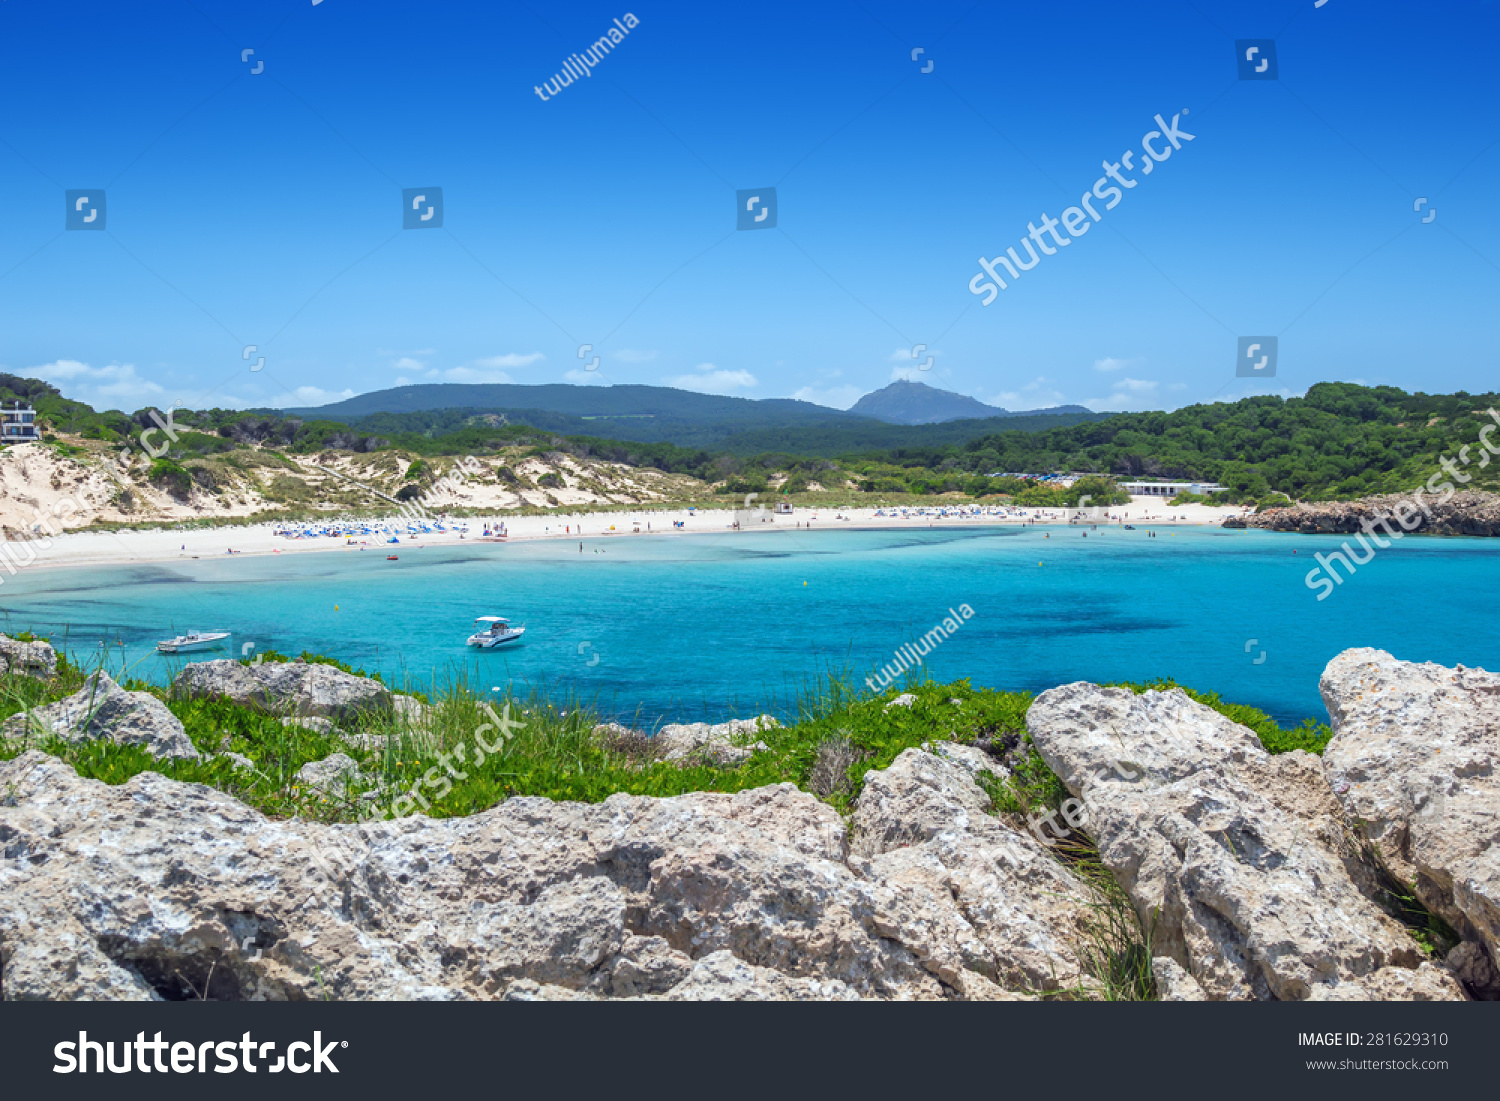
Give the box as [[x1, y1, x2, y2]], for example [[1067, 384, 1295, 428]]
[[1239, 490, 1500, 536], [173, 659, 392, 722], [653, 716, 778, 767], [1321, 649, 1500, 996], [1, 672, 198, 760], [0, 746, 1082, 1001], [1026, 682, 1462, 1001], [0, 634, 57, 680], [851, 744, 1096, 994]]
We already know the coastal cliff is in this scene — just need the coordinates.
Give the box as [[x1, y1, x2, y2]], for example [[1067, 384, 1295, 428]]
[[1226, 490, 1500, 536]]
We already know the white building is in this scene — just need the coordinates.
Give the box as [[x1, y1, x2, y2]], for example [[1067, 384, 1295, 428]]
[[1119, 480, 1225, 497], [1, 402, 39, 443]]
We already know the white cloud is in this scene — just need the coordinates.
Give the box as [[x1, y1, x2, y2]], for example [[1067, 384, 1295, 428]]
[[564, 370, 610, 385], [663, 364, 757, 395], [614, 349, 658, 363], [392, 356, 426, 371], [394, 376, 412, 386], [25, 360, 165, 411], [473, 352, 544, 368], [267, 386, 357, 409], [988, 376, 1067, 408], [1094, 356, 1141, 372], [1084, 378, 1163, 412], [790, 384, 864, 409]]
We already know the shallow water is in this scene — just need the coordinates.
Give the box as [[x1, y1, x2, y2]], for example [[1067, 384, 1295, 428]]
[[2, 525, 1496, 726]]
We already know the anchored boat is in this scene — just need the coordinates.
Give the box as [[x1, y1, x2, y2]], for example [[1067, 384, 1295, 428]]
[[466, 616, 525, 649], [156, 629, 231, 654]]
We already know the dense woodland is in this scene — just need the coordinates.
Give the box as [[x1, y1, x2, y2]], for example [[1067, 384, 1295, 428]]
[[4, 374, 1496, 507]]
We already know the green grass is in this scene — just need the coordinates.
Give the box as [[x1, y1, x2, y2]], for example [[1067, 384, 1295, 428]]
[[0, 662, 1338, 824]]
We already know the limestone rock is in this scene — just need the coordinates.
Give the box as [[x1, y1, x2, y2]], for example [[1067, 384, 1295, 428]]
[[654, 715, 777, 767], [852, 746, 1096, 994], [0, 634, 57, 680], [1026, 681, 1458, 1001], [885, 693, 917, 710], [296, 752, 365, 796], [2, 672, 198, 760], [1321, 648, 1500, 995], [0, 753, 1059, 1001], [281, 715, 338, 736], [1153, 956, 1207, 1001], [174, 659, 391, 722], [1244, 490, 1500, 537]]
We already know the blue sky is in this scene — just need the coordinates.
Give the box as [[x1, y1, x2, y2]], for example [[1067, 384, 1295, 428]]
[[1, 0, 1496, 415]]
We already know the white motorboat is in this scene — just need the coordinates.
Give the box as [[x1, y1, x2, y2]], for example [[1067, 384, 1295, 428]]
[[466, 616, 526, 649], [156, 629, 231, 654]]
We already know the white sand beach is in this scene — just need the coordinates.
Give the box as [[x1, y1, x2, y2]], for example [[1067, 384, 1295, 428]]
[[1, 497, 1252, 573]]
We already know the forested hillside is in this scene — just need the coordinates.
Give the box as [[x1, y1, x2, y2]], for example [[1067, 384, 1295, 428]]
[[855, 384, 1500, 502]]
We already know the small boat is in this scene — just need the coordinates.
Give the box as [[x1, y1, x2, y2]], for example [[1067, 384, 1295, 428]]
[[387, 555, 399, 560], [156, 629, 231, 654], [466, 616, 526, 649]]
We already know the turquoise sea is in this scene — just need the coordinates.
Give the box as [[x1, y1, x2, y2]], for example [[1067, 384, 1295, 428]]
[[2, 525, 1496, 726]]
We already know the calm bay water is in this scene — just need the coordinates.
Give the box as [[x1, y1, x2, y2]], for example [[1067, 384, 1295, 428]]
[[3, 525, 1496, 726]]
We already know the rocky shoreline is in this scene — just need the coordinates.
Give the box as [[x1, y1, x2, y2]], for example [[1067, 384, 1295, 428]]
[[2, 646, 1498, 1001], [1224, 489, 1500, 536]]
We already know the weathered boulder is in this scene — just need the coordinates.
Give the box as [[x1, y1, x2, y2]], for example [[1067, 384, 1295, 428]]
[[281, 715, 338, 736], [0, 751, 1071, 1001], [1152, 956, 1207, 1001], [851, 744, 1095, 994], [1026, 682, 1462, 1001], [1321, 648, 1500, 995], [0, 634, 57, 680], [296, 752, 365, 796], [654, 715, 777, 767], [173, 659, 391, 722], [2, 672, 198, 760]]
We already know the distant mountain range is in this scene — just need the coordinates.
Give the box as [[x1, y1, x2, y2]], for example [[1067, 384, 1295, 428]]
[[286, 380, 1107, 456], [848, 380, 1089, 424]]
